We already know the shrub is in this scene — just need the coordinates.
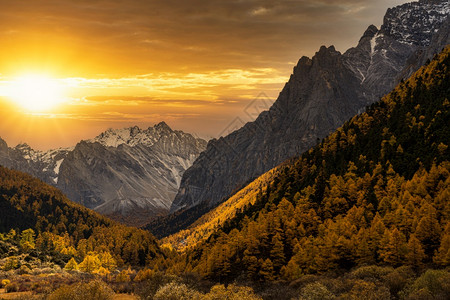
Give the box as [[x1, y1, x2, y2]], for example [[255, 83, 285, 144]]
[[350, 265, 394, 281], [47, 280, 114, 300], [382, 266, 415, 297], [154, 282, 202, 300], [135, 272, 180, 299], [3, 256, 19, 271], [116, 270, 131, 282], [1, 279, 10, 287], [341, 280, 390, 300], [204, 284, 262, 300], [18, 264, 32, 275], [403, 269, 450, 300], [298, 282, 335, 300], [5, 281, 19, 293], [134, 268, 154, 282]]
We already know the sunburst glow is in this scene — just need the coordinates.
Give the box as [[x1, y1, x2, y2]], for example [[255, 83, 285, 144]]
[[6, 74, 66, 112]]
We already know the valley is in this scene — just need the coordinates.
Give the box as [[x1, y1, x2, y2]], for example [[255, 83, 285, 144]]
[[0, 0, 449, 299]]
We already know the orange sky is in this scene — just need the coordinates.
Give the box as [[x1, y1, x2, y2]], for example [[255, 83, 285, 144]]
[[0, 0, 409, 150]]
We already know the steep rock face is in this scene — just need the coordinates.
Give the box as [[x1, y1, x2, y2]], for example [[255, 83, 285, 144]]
[[0, 123, 206, 226], [171, 0, 449, 213]]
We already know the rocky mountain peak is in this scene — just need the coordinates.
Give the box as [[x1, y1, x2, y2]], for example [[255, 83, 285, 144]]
[[91, 122, 177, 148], [15, 143, 32, 150], [130, 125, 141, 136], [363, 25, 378, 37], [359, 25, 378, 45], [0, 137, 8, 152], [419, 0, 446, 4], [316, 45, 339, 57], [154, 121, 172, 132], [381, 0, 449, 46]]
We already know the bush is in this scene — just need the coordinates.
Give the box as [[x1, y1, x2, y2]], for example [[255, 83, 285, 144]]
[[341, 280, 390, 300], [134, 268, 154, 282], [47, 280, 115, 300], [1, 279, 10, 288], [3, 256, 19, 271], [135, 272, 180, 299], [204, 284, 262, 300], [18, 264, 32, 275], [382, 266, 414, 297], [403, 269, 450, 300], [116, 270, 131, 282], [5, 281, 19, 293], [298, 282, 335, 300], [350, 265, 394, 281], [154, 282, 202, 300]]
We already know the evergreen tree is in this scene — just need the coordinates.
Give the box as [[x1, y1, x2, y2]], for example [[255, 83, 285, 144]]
[[64, 257, 79, 271], [270, 233, 286, 270], [406, 234, 426, 268]]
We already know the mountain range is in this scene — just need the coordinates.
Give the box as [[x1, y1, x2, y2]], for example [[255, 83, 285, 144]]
[[163, 0, 450, 236], [0, 122, 206, 226]]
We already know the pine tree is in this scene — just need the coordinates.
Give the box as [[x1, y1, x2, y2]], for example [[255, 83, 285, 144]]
[[434, 225, 450, 266], [355, 229, 375, 265], [64, 257, 79, 271], [79, 253, 101, 273], [406, 234, 426, 268], [99, 252, 117, 272], [243, 254, 259, 280], [379, 228, 407, 266], [19, 228, 36, 251], [259, 258, 274, 281], [415, 207, 442, 255], [270, 233, 286, 270]]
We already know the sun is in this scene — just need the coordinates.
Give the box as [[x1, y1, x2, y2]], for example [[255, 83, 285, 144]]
[[6, 74, 65, 112]]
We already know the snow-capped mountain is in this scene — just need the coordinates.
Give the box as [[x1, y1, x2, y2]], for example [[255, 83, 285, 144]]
[[0, 122, 207, 226]]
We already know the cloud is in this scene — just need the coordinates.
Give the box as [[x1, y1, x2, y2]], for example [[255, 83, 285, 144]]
[[0, 0, 409, 77]]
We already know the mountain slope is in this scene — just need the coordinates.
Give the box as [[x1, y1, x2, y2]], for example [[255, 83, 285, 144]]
[[0, 122, 206, 226], [167, 46, 450, 282], [0, 165, 162, 265], [169, 0, 449, 231], [161, 169, 278, 248]]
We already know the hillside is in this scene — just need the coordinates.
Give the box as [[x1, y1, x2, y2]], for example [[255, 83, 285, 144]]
[[166, 45, 450, 286], [160, 169, 277, 249], [0, 166, 162, 266], [169, 0, 450, 232]]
